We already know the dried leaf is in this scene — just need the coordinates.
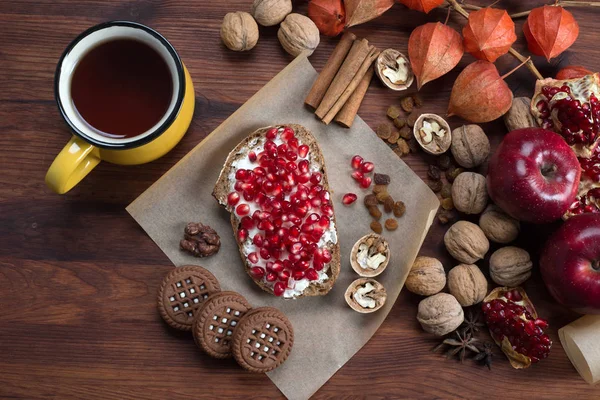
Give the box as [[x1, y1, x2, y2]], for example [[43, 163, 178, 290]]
[[462, 7, 516, 62], [523, 5, 579, 61], [556, 65, 593, 80], [396, 0, 444, 14], [408, 22, 464, 90], [308, 0, 346, 37], [447, 60, 514, 123], [344, 0, 395, 28]]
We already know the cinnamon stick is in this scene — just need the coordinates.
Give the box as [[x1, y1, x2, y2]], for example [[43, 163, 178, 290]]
[[322, 47, 380, 125], [315, 39, 372, 120], [305, 32, 357, 110], [334, 66, 374, 128]]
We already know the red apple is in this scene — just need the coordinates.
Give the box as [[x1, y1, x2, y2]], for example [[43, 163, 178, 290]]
[[540, 214, 600, 314], [487, 128, 581, 223]]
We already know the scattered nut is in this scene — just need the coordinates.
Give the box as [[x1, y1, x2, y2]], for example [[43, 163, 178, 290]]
[[414, 114, 452, 155], [428, 180, 443, 192], [444, 221, 489, 264], [383, 196, 395, 213], [407, 111, 419, 127], [368, 205, 382, 220], [370, 220, 383, 234], [376, 123, 392, 139], [384, 218, 398, 231], [417, 293, 464, 336], [428, 165, 441, 181], [452, 172, 488, 215], [374, 173, 390, 185], [447, 264, 488, 306], [345, 278, 387, 313], [252, 0, 292, 26], [364, 194, 379, 207], [393, 201, 406, 217], [220, 12, 260, 52], [180, 222, 221, 257], [451, 125, 490, 168], [437, 154, 452, 170], [441, 197, 454, 210], [445, 165, 464, 183], [504, 97, 537, 132], [395, 139, 411, 157], [375, 49, 414, 91], [277, 13, 320, 57], [405, 256, 446, 296], [489, 246, 533, 286], [479, 204, 521, 244], [441, 183, 452, 199], [388, 130, 400, 144], [400, 95, 415, 112], [351, 234, 390, 277], [394, 118, 407, 129], [387, 105, 402, 120]]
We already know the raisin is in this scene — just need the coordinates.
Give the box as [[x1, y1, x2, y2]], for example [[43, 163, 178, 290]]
[[394, 117, 407, 129], [385, 218, 399, 231], [373, 184, 388, 195], [364, 194, 379, 206], [376, 124, 392, 140], [428, 180, 443, 192], [441, 197, 454, 210], [428, 165, 441, 181], [393, 201, 406, 217], [368, 205, 382, 220], [399, 125, 412, 140], [384, 196, 395, 213], [387, 105, 402, 120], [388, 130, 400, 144], [371, 220, 383, 234], [441, 183, 453, 199], [437, 154, 452, 170], [374, 173, 390, 185], [400, 96, 415, 113]]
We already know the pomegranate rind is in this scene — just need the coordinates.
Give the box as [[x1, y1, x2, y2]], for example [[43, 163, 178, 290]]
[[556, 65, 593, 80]]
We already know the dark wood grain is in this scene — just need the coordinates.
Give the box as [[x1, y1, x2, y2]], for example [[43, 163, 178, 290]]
[[1, 1, 599, 398]]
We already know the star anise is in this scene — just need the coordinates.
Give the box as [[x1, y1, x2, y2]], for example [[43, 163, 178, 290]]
[[474, 342, 494, 370], [460, 307, 485, 337], [432, 330, 480, 363]]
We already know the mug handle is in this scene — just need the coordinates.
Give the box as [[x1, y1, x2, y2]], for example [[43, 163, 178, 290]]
[[45, 136, 101, 194]]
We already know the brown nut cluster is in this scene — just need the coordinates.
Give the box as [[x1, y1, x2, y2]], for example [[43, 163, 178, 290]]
[[221, 12, 259, 52], [489, 246, 533, 287], [345, 278, 387, 313], [479, 204, 521, 244], [413, 114, 451, 155], [278, 13, 320, 57], [417, 293, 464, 336], [504, 97, 537, 132], [375, 49, 414, 91], [405, 256, 446, 296], [180, 222, 221, 257], [351, 234, 390, 277], [447, 264, 488, 306], [451, 172, 488, 215], [450, 125, 490, 168], [252, 0, 292, 26], [444, 221, 489, 264]]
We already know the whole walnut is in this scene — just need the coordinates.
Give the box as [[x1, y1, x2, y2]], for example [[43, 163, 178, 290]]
[[417, 293, 464, 336], [504, 97, 537, 132], [444, 221, 489, 264], [220, 12, 259, 52], [447, 264, 488, 306], [278, 13, 320, 57], [452, 172, 488, 214], [405, 256, 446, 296], [479, 204, 520, 243], [451, 125, 490, 168], [489, 246, 533, 286], [252, 0, 292, 27]]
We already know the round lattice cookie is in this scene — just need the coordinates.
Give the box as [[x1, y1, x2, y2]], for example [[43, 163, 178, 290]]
[[193, 291, 252, 359], [157, 266, 221, 331], [232, 307, 294, 373]]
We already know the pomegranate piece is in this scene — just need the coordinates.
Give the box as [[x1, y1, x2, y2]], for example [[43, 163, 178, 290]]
[[342, 193, 358, 205], [298, 144, 310, 158], [351, 170, 364, 181], [250, 267, 265, 279], [273, 282, 286, 296], [248, 151, 257, 163], [360, 161, 375, 173], [237, 228, 248, 242], [227, 192, 240, 206], [351, 155, 363, 169], [531, 73, 600, 218], [305, 268, 319, 281], [482, 287, 552, 368], [235, 204, 250, 216], [360, 176, 372, 189]]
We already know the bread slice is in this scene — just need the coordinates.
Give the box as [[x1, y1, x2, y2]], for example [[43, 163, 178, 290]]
[[213, 124, 341, 298]]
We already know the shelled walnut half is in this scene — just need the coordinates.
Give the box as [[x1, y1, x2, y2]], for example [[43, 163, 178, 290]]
[[350, 234, 390, 277], [345, 278, 387, 313], [375, 49, 414, 91], [414, 114, 452, 155]]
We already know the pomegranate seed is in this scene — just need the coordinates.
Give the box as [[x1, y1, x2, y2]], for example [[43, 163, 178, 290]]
[[273, 282, 286, 296], [271, 261, 284, 273], [321, 204, 334, 216], [319, 190, 330, 202], [292, 270, 305, 280], [266, 128, 278, 139], [319, 215, 330, 227], [306, 213, 320, 225], [313, 259, 324, 271], [234, 181, 244, 192], [342, 193, 358, 205], [237, 229, 248, 242], [282, 127, 295, 141], [351, 155, 363, 170], [286, 151, 298, 162], [248, 151, 257, 163], [260, 247, 271, 260], [295, 261, 310, 271], [360, 161, 374, 173], [250, 267, 265, 279], [258, 220, 275, 232], [241, 216, 255, 230], [298, 160, 309, 174], [278, 270, 291, 281], [360, 176, 372, 188], [310, 196, 322, 208], [290, 242, 303, 254], [236, 204, 250, 216], [351, 170, 364, 181], [290, 226, 300, 237], [306, 268, 319, 281], [298, 144, 309, 158], [321, 248, 332, 263], [266, 272, 277, 282], [253, 234, 264, 247], [227, 192, 240, 206], [310, 172, 322, 185], [248, 252, 259, 264], [235, 169, 249, 180]]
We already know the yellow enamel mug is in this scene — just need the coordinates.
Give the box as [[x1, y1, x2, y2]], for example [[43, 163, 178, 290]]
[[46, 21, 194, 194]]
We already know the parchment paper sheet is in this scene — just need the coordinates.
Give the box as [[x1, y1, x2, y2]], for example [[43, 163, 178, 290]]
[[127, 55, 439, 400], [559, 315, 600, 384]]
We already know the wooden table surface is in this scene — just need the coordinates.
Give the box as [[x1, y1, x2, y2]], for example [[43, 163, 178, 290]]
[[2, 0, 600, 398]]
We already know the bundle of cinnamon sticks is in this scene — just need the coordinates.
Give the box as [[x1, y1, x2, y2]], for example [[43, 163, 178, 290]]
[[305, 33, 380, 128]]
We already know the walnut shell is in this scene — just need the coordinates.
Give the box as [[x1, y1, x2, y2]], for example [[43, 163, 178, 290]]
[[447, 264, 488, 306], [375, 49, 414, 91], [345, 278, 387, 314], [444, 221, 489, 264], [350, 234, 390, 277], [489, 246, 533, 287], [277, 13, 320, 57], [504, 97, 538, 132], [413, 114, 451, 155], [252, 0, 292, 27], [417, 293, 464, 336], [220, 12, 259, 52], [405, 256, 446, 296], [450, 125, 490, 168], [479, 204, 520, 243], [451, 172, 488, 215]]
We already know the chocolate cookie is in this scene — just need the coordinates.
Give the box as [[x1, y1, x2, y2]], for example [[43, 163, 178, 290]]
[[193, 291, 252, 359], [232, 307, 294, 373], [157, 266, 221, 331]]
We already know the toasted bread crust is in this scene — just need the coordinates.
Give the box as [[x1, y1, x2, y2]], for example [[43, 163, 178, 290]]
[[213, 124, 340, 298]]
